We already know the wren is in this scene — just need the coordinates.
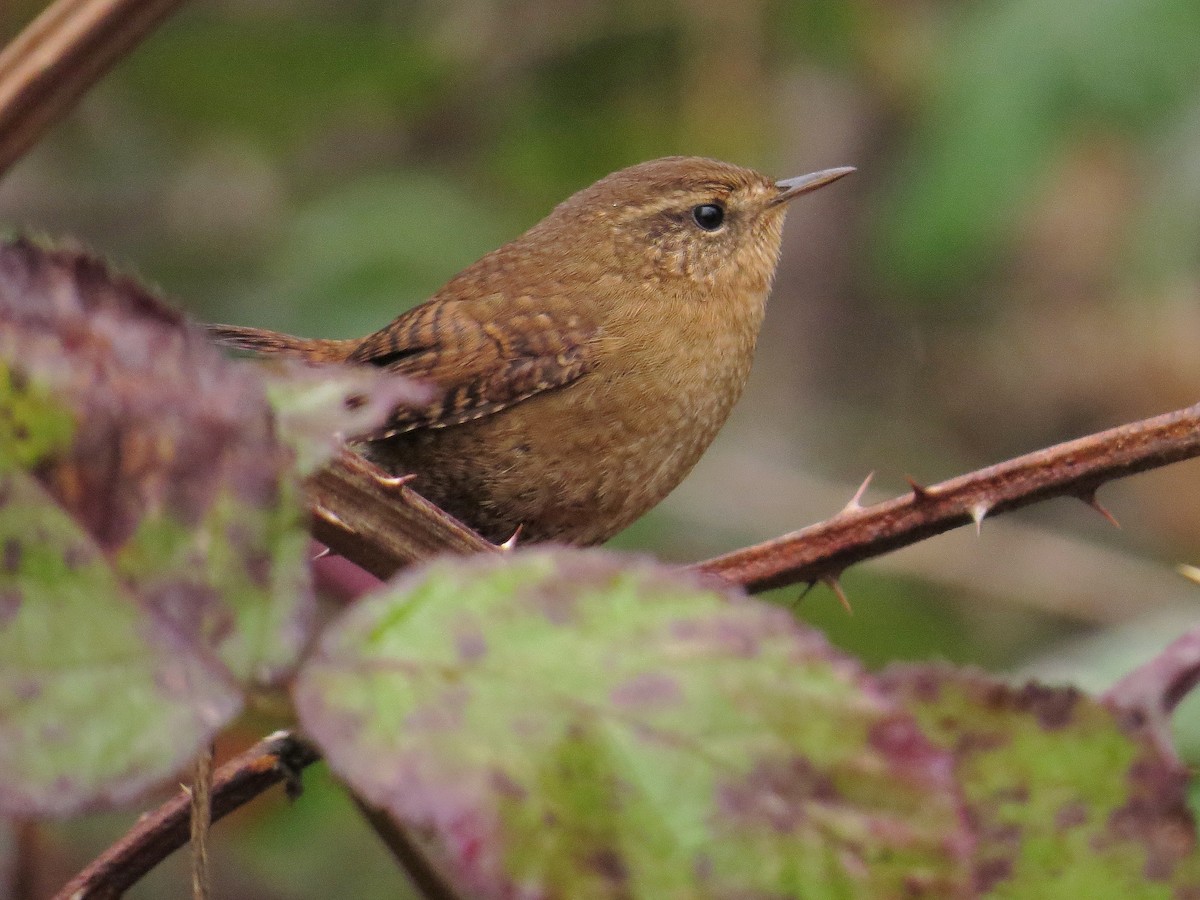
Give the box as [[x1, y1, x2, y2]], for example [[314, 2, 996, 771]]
[[211, 157, 853, 545]]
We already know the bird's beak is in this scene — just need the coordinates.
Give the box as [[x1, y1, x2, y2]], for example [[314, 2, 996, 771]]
[[769, 166, 855, 207]]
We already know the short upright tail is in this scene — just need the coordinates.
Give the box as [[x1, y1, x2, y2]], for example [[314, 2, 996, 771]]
[[207, 324, 353, 363]]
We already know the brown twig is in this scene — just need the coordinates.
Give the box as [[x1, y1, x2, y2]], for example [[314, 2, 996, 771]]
[[0, 0, 188, 179], [695, 402, 1200, 593], [5, 819, 39, 900], [306, 447, 496, 581], [307, 403, 1200, 596], [54, 731, 320, 900], [188, 747, 212, 900], [351, 795, 464, 900], [667, 450, 1200, 623]]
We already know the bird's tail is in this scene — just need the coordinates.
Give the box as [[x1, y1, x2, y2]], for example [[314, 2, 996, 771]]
[[207, 324, 353, 363]]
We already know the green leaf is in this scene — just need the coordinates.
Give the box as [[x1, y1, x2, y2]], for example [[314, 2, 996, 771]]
[[295, 549, 973, 898], [883, 666, 1200, 896], [0, 364, 74, 473], [0, 472, 238, 816], [0, 238, 312, 814]]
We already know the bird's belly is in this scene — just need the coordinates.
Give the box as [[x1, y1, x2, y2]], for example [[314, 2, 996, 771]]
[[362, 370, 741, 546]]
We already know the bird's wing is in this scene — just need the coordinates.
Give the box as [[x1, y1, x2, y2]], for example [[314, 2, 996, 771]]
[[348, 295, 599, 437]]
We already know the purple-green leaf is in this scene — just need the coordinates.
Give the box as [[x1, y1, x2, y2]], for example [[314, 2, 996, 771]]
[[882, 665, 1200, 895], [295, 549, 973, 898], [0, 473, 238, 816], [0, 239, 311, 815]]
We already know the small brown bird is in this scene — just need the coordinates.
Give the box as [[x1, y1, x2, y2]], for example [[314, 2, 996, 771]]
[[212, 157, 852, 545]]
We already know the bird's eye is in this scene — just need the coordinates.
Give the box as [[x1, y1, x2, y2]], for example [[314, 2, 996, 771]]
[[691, 203, 725, 231]]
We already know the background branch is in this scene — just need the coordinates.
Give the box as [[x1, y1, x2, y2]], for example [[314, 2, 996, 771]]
[[351, 796, 463, 900], [54, 732, 319, 900], [0, 0, 188, 178]]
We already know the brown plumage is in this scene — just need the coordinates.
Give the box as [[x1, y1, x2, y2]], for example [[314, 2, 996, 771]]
[[210, 157, 852, 545]]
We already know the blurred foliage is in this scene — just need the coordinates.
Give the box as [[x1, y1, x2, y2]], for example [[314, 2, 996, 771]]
[[1, 0, 1198, 895], [251, 171, 520, 336], [874, 0, 1200, 303], [120, 17, 452, 152]]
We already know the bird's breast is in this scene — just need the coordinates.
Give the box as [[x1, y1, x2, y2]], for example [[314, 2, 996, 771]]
[[558, 287, 766, 512]]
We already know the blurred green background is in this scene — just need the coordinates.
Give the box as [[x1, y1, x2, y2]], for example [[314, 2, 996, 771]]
[[2, 0, 1199, 895]]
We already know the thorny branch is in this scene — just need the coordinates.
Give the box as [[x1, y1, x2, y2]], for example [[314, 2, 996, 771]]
[[54, 732, 320, 900], [309, 402, 1200, 596], [697, 401, 1200, 593], [307, 447, 497, 580], [56, 729, 469, 900]]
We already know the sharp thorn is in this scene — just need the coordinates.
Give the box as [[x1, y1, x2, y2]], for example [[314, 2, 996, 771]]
[[842, 471, 875, 513], [1178, 564, 1200, 586], [311, 546, 332, 561], [499, 524, 523, 551], [822, 575, 853, 615], [314, 505, 351, 531], [1079, 490, 1120, 528], [906, 476, 933, 502], [373, 472, 418, 490], [796, 582, 816, 602], [969, 503, 989, 536]]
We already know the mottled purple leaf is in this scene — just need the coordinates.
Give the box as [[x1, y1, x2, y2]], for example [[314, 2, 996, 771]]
[[0, 239, 311, 815], [0, 473, 238, 816], [882, 665, 1200, 896], [295, 549, 973, 899]]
